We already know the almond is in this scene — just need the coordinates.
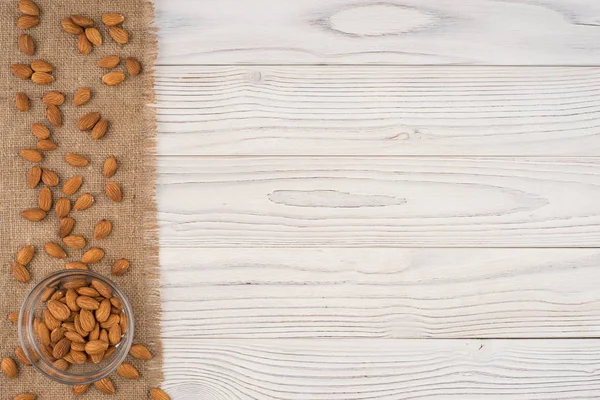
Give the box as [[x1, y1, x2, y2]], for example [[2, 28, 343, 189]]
[[18, 33, 35, 56], [112, 258, 130, 276], [65, 153, 89, 167], [72, 384, 89, 395], [46, 104, 62, 127], [59, 217, 75, 238], [17, 15, 39, 29], [12, 262, 30, 283], [41, 169, 59, 186], [44, 309, 61, 330], [85, 340, 108, 355], [11, 64, 33, 79], [103, 157, 118, 178], [126, 57, 141, 76], [8, 311, 20, 324], [74, 317, 87, 338], [77, 112, 100, 131], [40, 344, 54, 361], [105, 181, 122, 202], [102, 13, 124, 26], [100, 314, 119, 329], [103, 346, 117, 360], [45, 241, 67, 259], [99, 328, 109, 344], [110, 296, 123, 309], [31, 123, 50, 139], [68, 350, 87, 364], [41, 287, 56, 302], [94, 377, 115, 394], [63, 235, 85, 249], [61, 17, 83, 35], [20, 148, 42, 163], [129, 344, 152, 360], [18, 0, 39, 16], [108, 324, 122, 345], [31, 72, 54, 85], [77, 34, 92, 55], [16, 245, 34, 265], [42, 91, 64, 105], [85, 27, 102, 46], [62, 175, 83, 195], [66, 289, 80, 311], [62, 322, 76, 332], [88, 320, 100, 339], [15, 347, 32, 366], [36, 321, 51, 345], [119, 313, 128, 334], [93, 219, 112, 240], [50, 326, 63, 343], [16, 92, 29, 111], [31, 60, 53, 72], [73, 193, 94, 211], [28, 166, 42, 188], [54, 197, 71, 218], [65, 261, 88, 270], [70, 15, 94, 27], [109, 26, 129, 44], [150, 388, 171, 400], [78, 309, 95, 333], [21, 208, 46, 222], [77, 286, 100, 297], [73, 87, 91, 106], [71, 341, 86, 352], [13, 394, 36, 400], [117, 362, 139, 379], [47, 300, 71, 321], [1, 357, 18, 378], [37, 139, 57, 151], [91, 279, 113, 298], [95, 299, 111, 322], [81, 247, 104, 264], [64, 331, 85, 344], [90, 118, 108, 140], [53, 359, 69, 371], [76, 296, 100, 311], [52, 338, 71, 359], [98, 55, 120, 68], [50, 289, 66, 301], [102, 71, 125, 86]]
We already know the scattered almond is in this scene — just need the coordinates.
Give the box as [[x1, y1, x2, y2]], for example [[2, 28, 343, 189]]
[[65, 153, 89, 167], [102, 71, 125, 86], [117, 362, 139, 379], [62, 175, 83, 195], [17, 15, 39, 29], [94, 377, 115, 394], [31, 123, 50, 139], [98, 55, 120, 68], [46, 104, 62, 127], [126, 57, 141, 76], [61, 17, 83, 35], [12, 262, 30, 283], [91, 118, 108, 139], [18, 33, 35, 55], [42, 91, 65, 105], [73, 193, 94, 211], [77, 112, 100, 131], [112, 259, 130, 276], [11, 64, 33, 79], [105, 181, 122, 202], [13, 394, 36, 400], [15, 347, 31, 366], [85, 27, 102, 46], [19, 148, 42, 163], [21, 208, 46, 222], [59, 217, 75, 237], [94, 219, 112, 240], [16, 245, 34, 265], [41, 169, 59, 186], [8, 312, 19, 324], [63, 235, 86, 249], [102, 13, 124, 26], [31, 72, 54, 85], [37, 139, 57, 151], [150, 388, 170, 400], [130, 344, 152, 360], [81, 247, 104, 264], [72, 384, 89, 395], [77, 33, 92, 55], [109, 26, 129, 44], [31, 60, 54, 72], [18, 0, 39, 16], [1, 357, 18, 378], [45, 241, 67, 259], [103, 157, 118, 178], [70, 15, 94, 27], [73, 87, 91, 106], [65, 262, 88, 270], [28, 166, 42, 188], [16, 92, 29, 111]]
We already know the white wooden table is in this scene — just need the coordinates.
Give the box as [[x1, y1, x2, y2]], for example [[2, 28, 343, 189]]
[[154, 1, 600, 398]]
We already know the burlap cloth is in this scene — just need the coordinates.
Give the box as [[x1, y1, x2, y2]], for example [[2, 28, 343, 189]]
[[0, 0, 162, 398]]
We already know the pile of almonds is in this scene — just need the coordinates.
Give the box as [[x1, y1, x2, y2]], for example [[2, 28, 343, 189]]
[[5, 1, 167, 399]]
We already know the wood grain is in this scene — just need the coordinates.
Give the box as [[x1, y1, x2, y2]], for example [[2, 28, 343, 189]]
[[155, 0, 600, 65], [157, 156, 600, 247], [162, 338, 600, 399], [160, 247, 600, 338], [156, 66, 600, 156]]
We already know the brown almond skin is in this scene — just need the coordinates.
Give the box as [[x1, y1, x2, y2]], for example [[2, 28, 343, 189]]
[[61, 17, 83, 35], [78, 309, 96, 332], [63, 175, 83, 195], [70, 15, 94, 27], [47, 300, 71, 321], [76, 296, 100, 310], [69, 350, 87, 364], [103, 157, 118, 178], [16, 15, 39, 29], [95, 299, 111, 323], [85, 27, 102, 46], [45, 241, 67, 259], [63, 235, 86, 249], [117, 362, 139, 379], [55, 197, 71, 218], [28, 166, 42, 188], [129, 344, 152, 360], [109, 26, 129, 44], [12, 262, 30, 283], [112, 258, 130, 276], [65, 153, 89, 167], [59, 217, 75, 238], [73, 193, 94, 211], [94, 377, 115, 395], [31, 72, 54, 85], [42, 91, 64, 105], [77, 33, 92, 55], [100, 314, 120, 329], [21, 208, 46, 222], [53, 359, 68, 371], [65, 261, 88, 270], [37, 139, 57, 151], [1, 357, 18, 378], [46, 104, 62, 127], [110, 296, 123, 309], [105, 181, 122, 202], [150, 388, 171, 400], [31, 123, 50, 139], [126, 57, 141, 76], [13, 394, 37, 400], [38, 187, 51, 211], [19, 0, 40, 16], [36, 321, 51, 345], [108, 323, 122, 345], [8, 311, 19, 324], [16, 245, 35, 266], [66, 289, 80, 312], [102, 71, 125, 86], [52, 338, 71, 359], [15, 347, 32, 366], [91, 118, 108, 139], [11, 64, 33, 79], [72, 384, 89, 395], [40, 287, 56, 302], [73, 87, 91, 106], [94, 219, 112, 240], [77, 112, 100, 131], [98, 55, 120, 68], [71, 341, 86, 352], [81, 247, 104, 264], [41, 169, 59, 186], [85, 340, 108, 355], [16, 92, 29, 111], [102, 13, 124, 26], [91, 279, 113, 298], [31, 60, 54, 72], [19, 149, 42, 163], [18, 33, 35, 56]]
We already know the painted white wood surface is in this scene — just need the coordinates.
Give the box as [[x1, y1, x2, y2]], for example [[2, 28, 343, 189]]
[[157, 156, 600, 247], [161, 339, 600, 399], [156, 66, 600, 156], [160, 247, 600, 338], [154, 0, 600, 65]]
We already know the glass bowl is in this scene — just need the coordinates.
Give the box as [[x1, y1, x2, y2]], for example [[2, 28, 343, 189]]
[[18, 270, 134, 385]]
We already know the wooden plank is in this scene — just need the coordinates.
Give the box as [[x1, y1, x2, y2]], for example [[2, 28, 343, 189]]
[[154, 0, 600, 65], [157, 156, 600, 247], [160, 247, 600, 338], [161, 338, 600, 399], [156, 66, 600, 156]]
